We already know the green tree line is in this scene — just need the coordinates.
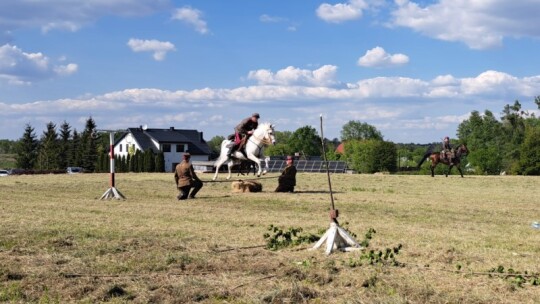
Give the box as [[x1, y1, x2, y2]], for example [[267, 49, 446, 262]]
[[12, 117, 165, 173], [457, 98, 540, 175], [7, 97, 540, 175], [207, 98, 540, 175]]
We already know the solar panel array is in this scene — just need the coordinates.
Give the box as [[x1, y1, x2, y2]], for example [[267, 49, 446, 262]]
[[265, 160, 348, 173], [192, 160, 349, 173]]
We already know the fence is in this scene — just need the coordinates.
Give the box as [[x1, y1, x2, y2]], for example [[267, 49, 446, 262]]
[[193, 160, 348, 174]]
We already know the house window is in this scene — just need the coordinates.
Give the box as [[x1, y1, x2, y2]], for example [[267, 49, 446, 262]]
[[162, 144, 171, 152], [176, 144, 186, 152], [119, 144, 122, 152]]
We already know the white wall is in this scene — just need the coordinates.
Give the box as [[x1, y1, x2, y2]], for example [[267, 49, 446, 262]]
[[113, 134, 141, 158], [113, 135, 207, 172]]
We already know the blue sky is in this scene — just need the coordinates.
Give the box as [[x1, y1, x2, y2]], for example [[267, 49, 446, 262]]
[[1, 0, 540, 143]]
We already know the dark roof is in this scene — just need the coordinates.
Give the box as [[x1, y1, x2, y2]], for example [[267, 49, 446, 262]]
[[117, 127, 211, 155]]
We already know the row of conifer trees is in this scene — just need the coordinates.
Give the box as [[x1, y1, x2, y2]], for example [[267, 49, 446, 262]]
[[15, 117, 166, 173]]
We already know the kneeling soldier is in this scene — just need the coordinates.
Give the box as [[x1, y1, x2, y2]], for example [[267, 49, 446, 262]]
[[174, 152, 203, 200], [275, 156, 297, 193]]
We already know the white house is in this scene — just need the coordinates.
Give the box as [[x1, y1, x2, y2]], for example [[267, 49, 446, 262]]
[[114, 126, 211, 172]]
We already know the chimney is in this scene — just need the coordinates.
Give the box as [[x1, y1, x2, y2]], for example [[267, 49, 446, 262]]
[[199, 131, 203, 142]]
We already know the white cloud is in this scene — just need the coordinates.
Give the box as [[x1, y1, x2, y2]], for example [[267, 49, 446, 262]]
[[127, 39, 176, 61], [460, 70, 519, 95], [391, 0, 540, 49], [339, 107, 402, 120], [317, 0, 369, 23], [260, 14, 285, 23], [431, 74, 458, 86], [2, 67, 540, 142], [260, 14, 299, 31], [0, 44, 77, 84], [42, 21, 81, 33], [353, 76, 427, 97], [54, 63, 78, 76], [2, 68, 538, 111], [247, 65, 339, 87], [3, 68, 538, 114], [172, 6, 209, 34], [357, 46, 409, 67], [0, 0, 169, 35]]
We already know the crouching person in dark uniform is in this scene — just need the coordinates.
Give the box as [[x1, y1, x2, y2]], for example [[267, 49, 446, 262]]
[[174, 152, 203, 200], [275, 156, 297, 192]]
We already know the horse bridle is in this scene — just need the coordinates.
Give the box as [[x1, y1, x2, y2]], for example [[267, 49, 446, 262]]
[[248, 129, 274, 155]]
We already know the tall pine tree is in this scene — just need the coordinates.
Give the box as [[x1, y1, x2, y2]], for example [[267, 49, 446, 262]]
[[70, 130, 82, 167], [15, 124, 39, 170], [58, 121, 71, 169], [80, 117, 98, 172], [37, 122, 60, 170], [155, 151, 165, 172]]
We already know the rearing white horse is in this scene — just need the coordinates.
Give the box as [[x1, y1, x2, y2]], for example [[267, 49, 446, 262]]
[[212, 122, 276, 180]]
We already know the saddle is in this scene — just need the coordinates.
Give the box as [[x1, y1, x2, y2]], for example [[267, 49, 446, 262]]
[[228, 134, 247, 157], [440, 150, 455, 161]]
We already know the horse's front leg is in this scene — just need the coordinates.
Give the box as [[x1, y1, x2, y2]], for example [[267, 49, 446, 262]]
[[247, 154, 262, 177], [430, 165, 435, 177], [446, 165, 453, 177], [212, 167, 219, 181], [457, 166, 464, 178], [226, 161, 233, 180], [262, 157, 270, 175], [212, 157, 225, 181]]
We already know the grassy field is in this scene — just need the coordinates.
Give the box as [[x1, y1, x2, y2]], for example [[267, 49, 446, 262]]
[[1, 172, 540, 303]]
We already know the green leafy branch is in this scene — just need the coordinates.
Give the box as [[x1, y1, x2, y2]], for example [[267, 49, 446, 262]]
[[263, 225, 320, 251], [339, 223, 376, 248], [359, 227, 376, 247], [487, 265, 540, 288], [345, 244, 403, 268]]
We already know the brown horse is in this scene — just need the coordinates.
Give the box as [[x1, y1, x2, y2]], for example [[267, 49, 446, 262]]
[[417, 144, 469, 177]]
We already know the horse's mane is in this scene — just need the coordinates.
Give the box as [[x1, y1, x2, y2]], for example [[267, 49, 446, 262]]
[[257, 122, 272, 129], [253, 122, 273, 134]]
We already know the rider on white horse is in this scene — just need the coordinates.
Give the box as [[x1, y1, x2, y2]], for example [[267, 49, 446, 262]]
[[226, 113, 260, 157], [213, 122, 275, 180]]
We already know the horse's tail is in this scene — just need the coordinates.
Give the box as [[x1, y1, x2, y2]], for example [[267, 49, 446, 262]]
[[417, 145, 434, 168]]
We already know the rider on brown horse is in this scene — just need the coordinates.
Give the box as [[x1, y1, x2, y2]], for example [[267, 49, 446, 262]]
[[441, 136, 453, 165]]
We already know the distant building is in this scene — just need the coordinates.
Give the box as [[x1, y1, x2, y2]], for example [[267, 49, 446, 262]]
[[114, 126, 211, 172], [335, 142, 345, 154]]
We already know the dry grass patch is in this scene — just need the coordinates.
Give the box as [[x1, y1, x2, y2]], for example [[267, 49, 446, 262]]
[[1, 172, 540, 303]]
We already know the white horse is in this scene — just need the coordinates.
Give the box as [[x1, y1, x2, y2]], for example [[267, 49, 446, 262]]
[[212, 122, 276, 180]]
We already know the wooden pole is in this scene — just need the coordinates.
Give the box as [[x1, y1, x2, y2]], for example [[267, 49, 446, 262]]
[[109, 132, 115, 188], [319, 115, 338, 224], [310, 115, 361, 254], [100, 131, 125, 200]]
